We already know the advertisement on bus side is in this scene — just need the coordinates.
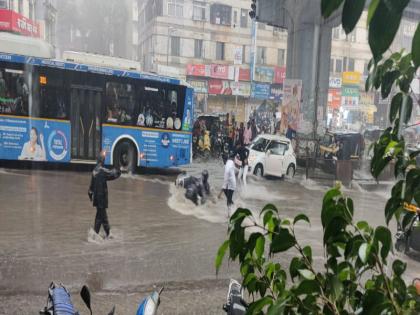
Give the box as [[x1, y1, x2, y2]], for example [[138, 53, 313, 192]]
[[102, 125, 191, 168], [0, 115, 70, 162]]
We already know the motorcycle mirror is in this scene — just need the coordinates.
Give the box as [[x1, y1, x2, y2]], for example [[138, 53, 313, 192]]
[[107, 305, 116, 315], [80, 285, 93, 315]]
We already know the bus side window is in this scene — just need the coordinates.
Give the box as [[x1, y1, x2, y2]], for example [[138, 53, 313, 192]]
[[0, 66, 29, 117], [106, 82, 135, 125]]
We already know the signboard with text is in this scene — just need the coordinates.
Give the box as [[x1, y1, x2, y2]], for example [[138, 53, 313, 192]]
[[342, 72, 361, 86], [236, 68, 250, 81], [187, 80, 208, 93], [329, 77, 342, 88], [328, 88, 341, 109], [231, 82, 251, 96], [186, 64, 209, 77], [0, 9, 40, 37], [273, 66, 286, 84], [251, 82, 271, 99], [270, 84, 283, 101], [208, 79, 232, 95], [210, 64, 234, 80], [254, 67, 274, 83]]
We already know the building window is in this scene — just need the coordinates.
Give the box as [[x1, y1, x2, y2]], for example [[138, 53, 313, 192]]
[[193, 1, 206, 21], [233, 11, 238, 25], [335, 59, 342, 73], [171, 36, 181, 56], [240, 9, 248, 28], [29, 1, 34, 20], [333, 27, 340, 40], [363, 61, 369, 75], [347, 31, 356, 42], [330, 58, 334, 72], [210, 4, 232, 26], [194, 39, 203, 58], [277, 49, 285, 66], [0, 0, 7, 9], [168, 0, 184, 17], [257, 47, 266, 65], [343, 57, 347, 72], [348, 58, 355, 71], [18, 0, 23, 13], [216, 42, 225, 60]]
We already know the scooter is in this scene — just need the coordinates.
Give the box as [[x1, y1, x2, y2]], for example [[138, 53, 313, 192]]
[[394, 201, 420, 254], [223, 279, 248, 315], [40, 283, 115, 315], [193, 131, 211, 160], [136, 287, 164, 315]]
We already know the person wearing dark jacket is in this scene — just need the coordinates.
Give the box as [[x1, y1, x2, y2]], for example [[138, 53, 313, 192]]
[[88, 152, 121, 238], [175, 170, 211, 205]]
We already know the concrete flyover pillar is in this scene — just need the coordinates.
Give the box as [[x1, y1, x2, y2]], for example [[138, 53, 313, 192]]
[[258, 0, 341, 137], [284, 0, 340, 137]]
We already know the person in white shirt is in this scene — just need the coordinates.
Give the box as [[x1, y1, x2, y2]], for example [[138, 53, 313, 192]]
[[219, 153, 236, 217]]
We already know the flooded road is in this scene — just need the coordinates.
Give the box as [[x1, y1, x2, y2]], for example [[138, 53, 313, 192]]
[[0, 161, 419, 314]]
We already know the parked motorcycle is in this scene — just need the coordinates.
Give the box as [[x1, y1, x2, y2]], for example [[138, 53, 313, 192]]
[[39, 283, 115, 315], [394, 201, 420, 254], [223, 279, 247, 315], [136, 287, 164, 315]]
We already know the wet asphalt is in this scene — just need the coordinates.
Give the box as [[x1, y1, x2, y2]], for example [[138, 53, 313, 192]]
[[0, 160, 419, 314]]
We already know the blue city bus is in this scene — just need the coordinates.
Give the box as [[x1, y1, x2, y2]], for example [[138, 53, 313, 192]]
[[0, 52, 194, 171]]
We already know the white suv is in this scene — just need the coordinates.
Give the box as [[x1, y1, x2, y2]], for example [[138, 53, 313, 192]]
[[247, 134, 296, 178]]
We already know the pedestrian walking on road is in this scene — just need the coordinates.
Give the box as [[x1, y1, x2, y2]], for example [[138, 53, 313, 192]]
[[235, 142, 249, 188], [219, 153, 236, 218], [88, 151, 121, 238]]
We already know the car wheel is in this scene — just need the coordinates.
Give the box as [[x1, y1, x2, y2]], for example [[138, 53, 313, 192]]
[[286, 164, 295, 178], [254, 164, 264, 177]]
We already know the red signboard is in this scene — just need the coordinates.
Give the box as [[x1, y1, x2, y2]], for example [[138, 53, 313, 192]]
[[208, 79, 232, 95], [238, 68, 250, 81], [273, 66, 286, 84], [210, 64, 234, 80], [0, 9, 40, 37], [328, 88, 341, 109], [186, 64, 209, 77]]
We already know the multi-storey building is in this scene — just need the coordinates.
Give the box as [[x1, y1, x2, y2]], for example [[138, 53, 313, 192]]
[[0, 0, 56, 47], [137, 0, 287, 122]]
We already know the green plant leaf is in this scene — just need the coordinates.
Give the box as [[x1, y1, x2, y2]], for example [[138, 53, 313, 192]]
[[342, 0, 366, 34], [369, 0, 408, 60], [215, 240, 229, 274], [413, 24, 420, 68], [267, 298, 290, 315], [358, 243, 370, 263], [290, 257, 305, 281], [230, 208, 252, 225], [402, 95, 413, 124], [247, 296, 273, 315], [389, 93, 402, 123], [374, 226, 392, 261], [381, 70, 400, 99], [295, 279, 320, 295], [321, 0, 344, 18], [367, 0, 380, 24], [270, 228, 296, 253], [260, 203, 278, 217], [356, 221, 369, 231], [255, 234, 265, 259], [392, 259, 407, 277], [298, 269, 316, 280], [303, 245, 313, 263], [293, 214, 310, 226]]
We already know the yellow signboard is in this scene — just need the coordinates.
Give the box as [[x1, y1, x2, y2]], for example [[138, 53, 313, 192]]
[[342, 72, 361, 85]]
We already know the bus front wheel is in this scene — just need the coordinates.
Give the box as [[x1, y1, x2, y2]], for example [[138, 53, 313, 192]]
[[114, 141, 137, 173]]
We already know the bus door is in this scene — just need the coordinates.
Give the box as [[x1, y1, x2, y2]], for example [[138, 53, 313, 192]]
[[70, 86, 102, 160]]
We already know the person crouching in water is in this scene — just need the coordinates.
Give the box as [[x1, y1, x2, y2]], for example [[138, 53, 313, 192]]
[[219, 153, 236, 217], [176, 170, 211, 205], [88, 151, 121, 238]]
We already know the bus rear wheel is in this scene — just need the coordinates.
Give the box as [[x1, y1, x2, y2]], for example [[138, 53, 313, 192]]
[[114, 141, 137, 173]]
